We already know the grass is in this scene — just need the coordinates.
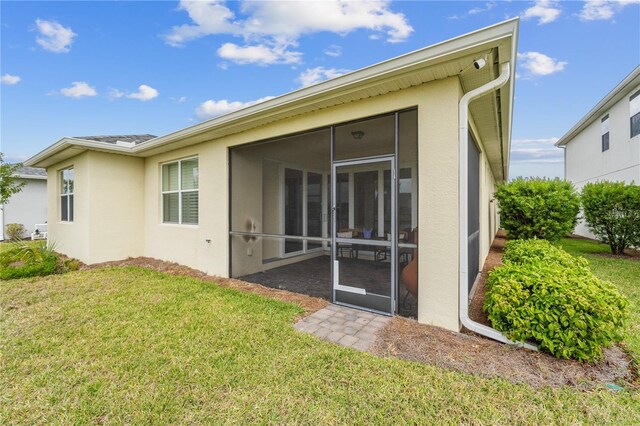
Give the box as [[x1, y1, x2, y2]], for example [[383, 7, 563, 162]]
[[559, 238, 640, 360], [1, 263, 639, 424]]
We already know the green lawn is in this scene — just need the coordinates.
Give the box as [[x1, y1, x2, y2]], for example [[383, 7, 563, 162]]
[[1, 258, 639, 424], [559, 238, 640, 361]]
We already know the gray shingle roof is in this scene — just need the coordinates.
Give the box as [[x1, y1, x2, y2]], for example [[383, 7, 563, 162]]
[[74, 134, 157, 145], [15, 166, 47, 177]]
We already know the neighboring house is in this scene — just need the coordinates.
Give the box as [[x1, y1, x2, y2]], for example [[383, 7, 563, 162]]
[[0, 166, 47, 240], [556, 66, 640, 238], [25, 19, 518, 343]]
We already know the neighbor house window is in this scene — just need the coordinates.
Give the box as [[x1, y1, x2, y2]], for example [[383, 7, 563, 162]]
[[601, 115, 610, 152], [630, 90, 640, 138], [60, 168, 74, 222], [162, 157, 198, 224]]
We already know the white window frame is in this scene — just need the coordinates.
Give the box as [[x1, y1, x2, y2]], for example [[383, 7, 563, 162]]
[[161, 157, 199, 225], [60, 167, 74, 222]]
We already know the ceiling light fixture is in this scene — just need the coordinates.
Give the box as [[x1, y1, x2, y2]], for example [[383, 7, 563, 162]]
[[351, 130, 365, 140]]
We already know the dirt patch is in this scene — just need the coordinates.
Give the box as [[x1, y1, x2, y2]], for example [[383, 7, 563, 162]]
[[370, 316, 633, 389], [81, 257, 328, 317], [467, 231, 506, 326], [595, 252, 640, 262], [568, 235, 640, 261]]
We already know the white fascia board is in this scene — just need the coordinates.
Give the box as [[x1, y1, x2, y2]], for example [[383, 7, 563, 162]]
[[556, 65, 640, 147], [25, 137, 134, 167], [14, 174, 47, 180]]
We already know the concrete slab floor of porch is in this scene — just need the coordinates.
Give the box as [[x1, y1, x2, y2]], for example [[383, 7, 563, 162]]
[[294, 304, 390, 351]]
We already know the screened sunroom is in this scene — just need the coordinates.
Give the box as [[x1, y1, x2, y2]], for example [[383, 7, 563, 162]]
[[230, 109, 418, 317]]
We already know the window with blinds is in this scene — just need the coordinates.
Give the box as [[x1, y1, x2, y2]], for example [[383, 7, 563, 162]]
[[60, 167, 74, 222], [162, 157, 198, 224], [601, 115, 610, 152]]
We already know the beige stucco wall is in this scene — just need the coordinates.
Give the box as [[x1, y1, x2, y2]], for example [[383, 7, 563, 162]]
[[46, 75, 506, 333], [47, 153, 91, 261], [417, 77, 461, 331], [46, 151, 144, 263], [86, 151, 144, 262]]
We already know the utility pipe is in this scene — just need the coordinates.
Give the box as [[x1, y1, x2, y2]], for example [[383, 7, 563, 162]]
[[458, 62, 537, 351]]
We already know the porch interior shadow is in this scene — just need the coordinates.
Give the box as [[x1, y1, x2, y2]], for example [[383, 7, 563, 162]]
[[239, 256, 418, 318]]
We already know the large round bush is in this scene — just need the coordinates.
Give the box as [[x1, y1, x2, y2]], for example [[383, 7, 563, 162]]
[[495, 178, 579, 241], [484, 240, 628, 362], [581, 181, 640, 254]]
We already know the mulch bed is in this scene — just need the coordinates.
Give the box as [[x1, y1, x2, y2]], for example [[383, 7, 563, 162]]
[[77, 242, 634, 389], [371, 231, 635, 388]]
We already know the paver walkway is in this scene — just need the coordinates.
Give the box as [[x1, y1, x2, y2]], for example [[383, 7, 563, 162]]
[[294, 304, 390, 351]]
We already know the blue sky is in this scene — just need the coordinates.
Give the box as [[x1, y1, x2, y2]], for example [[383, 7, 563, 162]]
[[1, 1, 639, 178]]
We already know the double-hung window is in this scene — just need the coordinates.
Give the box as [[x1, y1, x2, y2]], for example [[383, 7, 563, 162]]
[[601, 115, 610, 152], [630, 90, 640, 138], [60, 168, 74, 222], [162, 157, 199, 224]]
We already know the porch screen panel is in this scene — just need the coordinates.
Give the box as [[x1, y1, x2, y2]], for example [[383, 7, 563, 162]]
[[468, 133, 481, 294], [307, 172, 323, 250], [334, 114, 395, 161], [397, 109, 418, 318], [230, 127, 331, 281]]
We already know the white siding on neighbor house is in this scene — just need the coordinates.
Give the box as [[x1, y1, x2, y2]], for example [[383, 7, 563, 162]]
[[1, 178, 47, 240], [565, 84, 640, 238]]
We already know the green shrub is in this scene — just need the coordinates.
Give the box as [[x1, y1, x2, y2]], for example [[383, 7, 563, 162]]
[[0, 241, 60, 280], [4, 223, 26, 241], [63, 258, 80, 271], [484, 239, 628, 362], [581, 181, 640, 255], [502, 239, 590, 274], [495, 178, 580, 241]]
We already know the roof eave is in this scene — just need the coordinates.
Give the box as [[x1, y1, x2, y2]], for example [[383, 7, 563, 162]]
[[25, 137, 135, 168], [555, 65, 640, 147], [25, 18, 518, 168]]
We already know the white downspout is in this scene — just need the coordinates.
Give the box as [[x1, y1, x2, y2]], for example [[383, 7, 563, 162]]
[[459, 62, 537, 351]]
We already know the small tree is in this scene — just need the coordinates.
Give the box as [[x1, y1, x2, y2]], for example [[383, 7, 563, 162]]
[[495, 177, 580, 241], [581, 181, 640, 254], [0, 153, 25, 205]]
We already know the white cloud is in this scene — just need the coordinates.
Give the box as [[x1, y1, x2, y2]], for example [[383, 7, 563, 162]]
[[323, 44, 342, 57], [510, 137, 563, 164], [35, 19, 76, 53], [108, 88, 125, 100], [175, 96, 187, 103], [217, 42, 302, 65], [297, 67, 351, 87], [448, 1, 496, 19], [1, 74, 21, 85], [521, 1, 562, 24], [517, 52, 567, 76], [196, 95, 275, 120], [579, 0, 640, 21], [59, 81, 97, 98], [127, 84, 159, 101], [166, 1, 413, 64], [469, 2, 496, 15]]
